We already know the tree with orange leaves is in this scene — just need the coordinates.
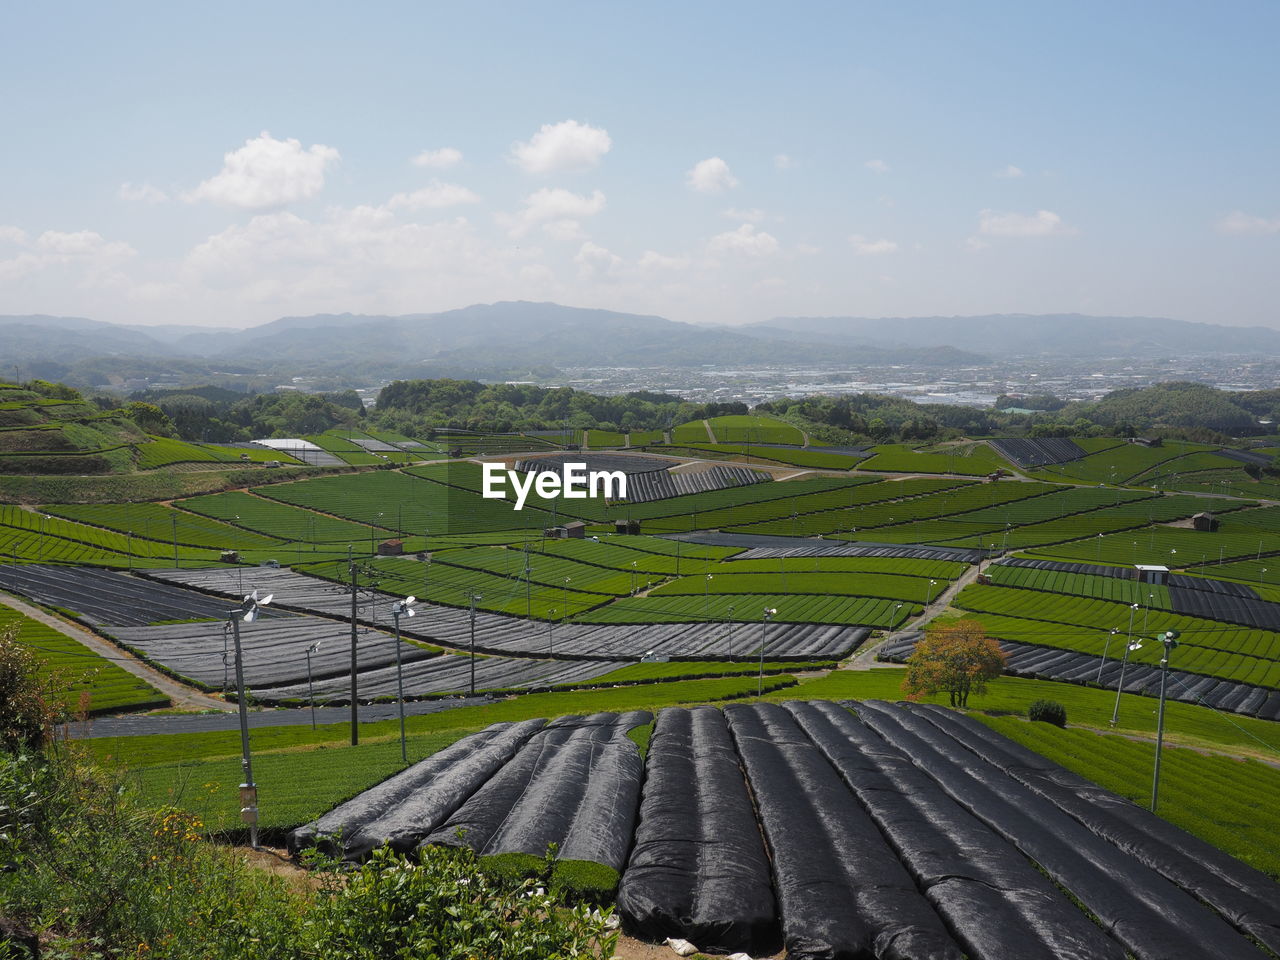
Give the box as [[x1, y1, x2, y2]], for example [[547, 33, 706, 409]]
[[901, 619, 1006, 708]]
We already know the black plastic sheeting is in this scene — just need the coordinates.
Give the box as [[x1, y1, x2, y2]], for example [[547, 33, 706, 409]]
[[423, 711, 649, 873], [851, 700, 1271, 960], [907, 703, 1280, 955], [670, 533, 982, 563], [723, 701, 963, 960], [617, 705, 778, 954], [785, 701, 1126, 960], [877, 633, 1280, 721], [146, 567, 863, 660], [287, 718, 545, 860], [989, 438, 1087, 468]]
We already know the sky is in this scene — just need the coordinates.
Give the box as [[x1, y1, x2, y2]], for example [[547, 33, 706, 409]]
[[0, 1, 1277, 331]]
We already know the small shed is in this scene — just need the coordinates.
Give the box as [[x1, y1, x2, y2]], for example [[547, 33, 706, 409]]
[[564, 520, 587, 539], [615, 519, 641, 535], [1192, 511, 1219, 532], [1134, 564, 1169, 585], [377, 538, 404, 556]]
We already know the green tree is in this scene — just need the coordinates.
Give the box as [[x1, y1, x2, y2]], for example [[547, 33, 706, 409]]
[[902, 619, 1007, 708]]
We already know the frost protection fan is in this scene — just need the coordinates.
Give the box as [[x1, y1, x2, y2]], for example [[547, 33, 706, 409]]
[[239, 589, 274, 623]]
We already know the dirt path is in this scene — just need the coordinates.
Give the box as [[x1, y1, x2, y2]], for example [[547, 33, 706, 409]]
[[0, 589, 231, 712], [702, 419, 716, 443], [844, 563, 983, 670]]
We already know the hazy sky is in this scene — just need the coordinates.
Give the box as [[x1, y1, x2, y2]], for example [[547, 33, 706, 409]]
[[1, 1, 1276, 329]]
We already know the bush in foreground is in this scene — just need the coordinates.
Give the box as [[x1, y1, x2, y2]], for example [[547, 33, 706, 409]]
[[1029, 699, 1068, 727], [0, 746, 617, 959]]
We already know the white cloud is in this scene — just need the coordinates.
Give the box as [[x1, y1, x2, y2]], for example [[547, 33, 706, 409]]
[[574, 241, 622, 276], [118, 182, 169, 204], [977, 208, 1072, 237], [181, 207, 502, 305], [501, 187, 606, 238], [850, 234, 898, 255], [708, 223, 779, 257], [0, 228, 135, 286], [387, 181, 480, 210], [864, 159, 890, 174], [411, 147, 463, 169], [686, 157, 739, 193], [510, 120, 611, 174], [638, 250, 691, 271], [774, 153, 794, 170], [722, 207, 765, 222], [963, 236, 990, 252], [1216, 211, 1280, 235], [995, 164, 1025, 179], [188, 132, 340, 209]]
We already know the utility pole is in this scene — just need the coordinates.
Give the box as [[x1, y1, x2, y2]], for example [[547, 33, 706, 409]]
[[468, 594, 481, 697], [349, 555, 359, 746], [1151, 630, 1181, 812], [758, 608, 777, 695]]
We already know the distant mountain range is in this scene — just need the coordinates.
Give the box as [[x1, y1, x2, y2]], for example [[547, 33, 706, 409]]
[[4, 304, 1280, 388], [758, 313, 1280, 357], [0, 303, 979, 380]]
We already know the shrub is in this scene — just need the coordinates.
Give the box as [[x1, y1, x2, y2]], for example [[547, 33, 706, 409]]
[[0, 625, 64, 752], [1028, 699, 1067, 727]]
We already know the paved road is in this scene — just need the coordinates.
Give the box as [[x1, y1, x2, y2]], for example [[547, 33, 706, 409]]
[[75, 695, 490, 738]]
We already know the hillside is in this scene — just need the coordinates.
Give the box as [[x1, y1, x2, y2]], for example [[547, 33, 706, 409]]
[[760, 313, 1280, 357]]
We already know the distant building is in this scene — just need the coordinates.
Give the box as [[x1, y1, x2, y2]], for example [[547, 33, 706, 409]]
[[1134, 564, 1169, 585], [377, 538, 404, 556], [564, 521, 587, 539], [615, 519, 641, 535], [1192, 512, 1219, 532]]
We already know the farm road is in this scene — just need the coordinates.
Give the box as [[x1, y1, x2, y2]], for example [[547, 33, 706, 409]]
[[1, 589, 227, 712], [844, 561, 983, 670]]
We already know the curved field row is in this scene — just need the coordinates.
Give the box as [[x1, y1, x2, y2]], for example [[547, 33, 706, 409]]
[[1, 601, 166, 713], [856, 442, 1011, 476], [179, 489, 396, 544], [714, 555, 969, 580], [1028, 440, 1224, 484], [712, 477, 973, 536], [954, 583, 1280, 688], [0, 505, 219, 565], [255, 469, 554, 534], [432, 547, 636, 596], [649, 571, 946, 604], [43, 501, 282, 550], [298, 555, 613, 620], [573, 592, 920, 628], [1026, 522, 1280, 567]]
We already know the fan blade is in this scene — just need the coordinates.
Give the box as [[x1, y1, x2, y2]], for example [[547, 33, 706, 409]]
[[250, 589, 260, 601], [405, 596, 416, 606], [406, 607, 417, 617], [243, 608, 257, 623], [258, 594, 273, 606]]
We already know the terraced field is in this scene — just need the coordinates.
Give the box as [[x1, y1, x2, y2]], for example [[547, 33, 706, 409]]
[[43, 501, 282, 550], [0, 600, 166, 713], [953, 582, 1280, 688], [856, 441, 1012, 476], [257, 469, 555, 533]]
